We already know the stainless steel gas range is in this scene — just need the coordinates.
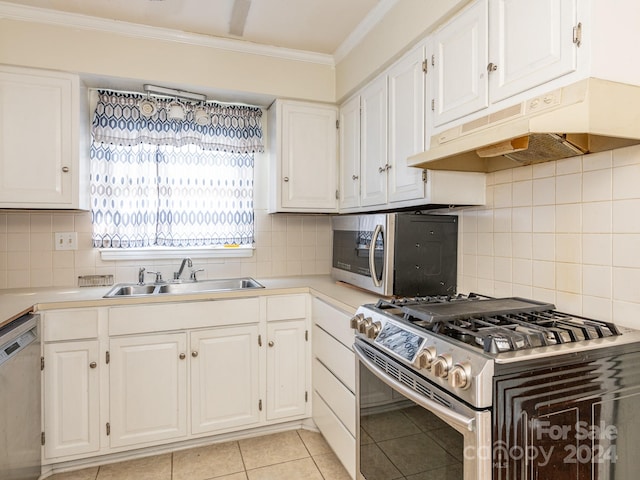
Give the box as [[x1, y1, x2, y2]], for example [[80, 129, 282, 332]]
[[352, 294, 640, 480]]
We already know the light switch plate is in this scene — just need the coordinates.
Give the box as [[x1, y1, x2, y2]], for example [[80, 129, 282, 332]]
[[55, 232, 78, 251]]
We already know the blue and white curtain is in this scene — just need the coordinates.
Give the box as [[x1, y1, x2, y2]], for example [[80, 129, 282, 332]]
[[90, 90, 263, 248]]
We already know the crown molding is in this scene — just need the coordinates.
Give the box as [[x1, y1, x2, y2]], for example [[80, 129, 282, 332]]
[[333, 0, 399, 64], [0, 1, 335, 66]]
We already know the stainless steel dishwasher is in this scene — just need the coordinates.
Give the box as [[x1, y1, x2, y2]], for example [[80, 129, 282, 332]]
[[0, 313, 41, 480]]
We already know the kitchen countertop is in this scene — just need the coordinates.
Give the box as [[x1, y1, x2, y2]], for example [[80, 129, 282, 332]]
[[0, 275, 380, 327]]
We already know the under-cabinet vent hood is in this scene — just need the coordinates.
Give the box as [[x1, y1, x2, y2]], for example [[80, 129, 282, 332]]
[[409, 78, 640, 172]]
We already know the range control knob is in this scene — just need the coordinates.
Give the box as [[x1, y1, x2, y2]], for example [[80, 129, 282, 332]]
[[365, 321, 382, 339], [431, 353, 453, 379], [413, 347, 437, 369], [349, 314, 364, 329], [449, 362, 472, 390], [358, 317, 372, 334]]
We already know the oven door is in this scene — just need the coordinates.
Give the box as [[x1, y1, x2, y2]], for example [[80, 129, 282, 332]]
[[355, 341, 491, 480]]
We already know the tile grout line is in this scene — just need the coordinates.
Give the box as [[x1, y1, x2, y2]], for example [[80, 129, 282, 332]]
[[296, 430, 327, 480]]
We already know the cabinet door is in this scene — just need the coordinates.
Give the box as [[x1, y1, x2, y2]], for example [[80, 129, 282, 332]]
[[190, 325, 260, 434], [266, 319, 308, 420], [280, 101, 338, 211], [360, 76, 388, 207], [43, 340, 100, 459], [339, 95, 361, 210], [0, 68, 76, 206], [432, 0, 489, 127], [489, 0, 577, 102], [387, 43, 426, 204], [109, 333, 188, 448]]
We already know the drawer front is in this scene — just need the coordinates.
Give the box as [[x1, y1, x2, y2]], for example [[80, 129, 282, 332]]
[[266, 294, 307, 321], [43, 309, 100, 341], [313, 358, 356, 436], [109, 298, 260, 335], [312, 391, 356, 479], [313, 325, 355, 392], [312, 297, 354, 348]]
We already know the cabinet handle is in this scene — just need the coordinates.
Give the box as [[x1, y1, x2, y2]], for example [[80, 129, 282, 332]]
[[487, 62, 498, 72], [61, 166, 70, 173], [268, 341, 274, 347], [191, 351, 198, 358], [179, 353, 186, 360], [283, 176, 289, 182], [378, 166, 386, 173], [352, 175, 359, 180], [89, 361, 97, 369]]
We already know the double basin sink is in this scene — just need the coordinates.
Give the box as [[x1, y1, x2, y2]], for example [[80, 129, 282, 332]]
[[103, 277, 264, 298]]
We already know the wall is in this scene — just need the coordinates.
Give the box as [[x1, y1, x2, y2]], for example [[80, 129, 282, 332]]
[[457, 144, 640, 330]]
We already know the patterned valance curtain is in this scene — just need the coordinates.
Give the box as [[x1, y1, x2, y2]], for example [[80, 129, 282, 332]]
[[90, 89, 262, 249], [91, 90, 264, 153]]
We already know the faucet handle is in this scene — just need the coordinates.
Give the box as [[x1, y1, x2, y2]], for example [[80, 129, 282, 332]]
[[138, 267, 146, 285], [147, 271, 165, 284], [190, 269, 205, 282]]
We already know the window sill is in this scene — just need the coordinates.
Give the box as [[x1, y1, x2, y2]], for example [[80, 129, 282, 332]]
[[99, 246, 254, 261]]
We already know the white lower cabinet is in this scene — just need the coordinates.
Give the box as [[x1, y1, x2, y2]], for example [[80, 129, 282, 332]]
[[108, 333, 188, 448], [191, 325, 261, 434]]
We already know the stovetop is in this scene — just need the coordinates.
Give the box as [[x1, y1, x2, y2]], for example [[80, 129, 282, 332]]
[[373, 294, 621, 354]]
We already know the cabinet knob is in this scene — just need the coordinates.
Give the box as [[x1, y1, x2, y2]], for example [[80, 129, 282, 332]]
[[352, 175, 359, 180], [378, 166, 386, 173], [179, 353, 186, 360], [487, 62, 498, 72], [283, 176, 289, 182], [62, 166, 70, 173], [191, 351, 198, 358], [89, 361, 97, 369], [268, 341, 274, 347]]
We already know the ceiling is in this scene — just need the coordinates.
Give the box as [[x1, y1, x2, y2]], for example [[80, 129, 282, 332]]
[[1, 0, 387, 55]]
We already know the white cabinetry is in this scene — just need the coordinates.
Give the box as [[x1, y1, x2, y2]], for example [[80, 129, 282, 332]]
[[108, 332, 188, 448], [42, 309, 103, 461], [338, 95, 361, 210], [431, 0, 578, 127], [265, 295, 310, 421], [190, 325, 261, 434], [360, 76, 388, 208], [0, 65, 88, 209], [311, 297, 357, 479], [268, 100, 338, 213]]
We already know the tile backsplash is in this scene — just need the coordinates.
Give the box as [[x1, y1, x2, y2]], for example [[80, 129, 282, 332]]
[[0, 209, 332, 290], [457, 144, 640, 330]]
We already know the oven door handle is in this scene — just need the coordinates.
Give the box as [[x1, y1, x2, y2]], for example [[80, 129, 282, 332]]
[[355, 345, 476, 432], [369, 224, 383, 287]]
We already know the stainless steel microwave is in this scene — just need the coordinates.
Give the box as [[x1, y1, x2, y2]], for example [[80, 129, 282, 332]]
[[331, 212, 458, 297]]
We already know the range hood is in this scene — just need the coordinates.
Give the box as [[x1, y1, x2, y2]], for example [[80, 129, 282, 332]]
[[408, 78, 640, 172]]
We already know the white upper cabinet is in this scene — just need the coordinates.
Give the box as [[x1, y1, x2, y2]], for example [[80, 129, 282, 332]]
[[432, 0, 489, 127], [268, 100, 338, 213], [0, 65, 88, 209], [430, 0, 579, 128], [489, 0, 577, 103], [338, 95, 361, 210]]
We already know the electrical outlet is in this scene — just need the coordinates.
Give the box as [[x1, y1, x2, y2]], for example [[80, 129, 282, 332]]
[[54, 232, 78, 251]]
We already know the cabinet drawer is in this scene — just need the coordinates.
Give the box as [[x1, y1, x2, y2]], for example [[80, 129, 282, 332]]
[[313, 358, 355, 436], [43, 309, 100, 341], [312, 297, 354, 348], [313, 325, 355, 392], [312, 391, 356, 479], [266, 294, 307, 321], [109, 298, 259, 335]]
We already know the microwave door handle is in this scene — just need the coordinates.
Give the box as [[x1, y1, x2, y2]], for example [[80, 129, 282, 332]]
[[354, 344, 475, 433], [369, 224, 383, 287]]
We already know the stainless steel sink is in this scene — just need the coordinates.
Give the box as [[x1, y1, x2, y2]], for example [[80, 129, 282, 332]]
[[103, 277, 264, 298]]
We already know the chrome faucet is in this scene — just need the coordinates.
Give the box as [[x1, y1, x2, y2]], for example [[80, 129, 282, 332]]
[[138, 267, 146, 285], [174, 257, 193, 281]]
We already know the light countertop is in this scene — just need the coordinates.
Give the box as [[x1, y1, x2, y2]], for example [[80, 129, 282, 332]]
[[0, 275, 380, 327]]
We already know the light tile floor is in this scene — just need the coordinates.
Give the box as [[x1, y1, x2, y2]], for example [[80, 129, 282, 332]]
[[47, 430, 351, 480]]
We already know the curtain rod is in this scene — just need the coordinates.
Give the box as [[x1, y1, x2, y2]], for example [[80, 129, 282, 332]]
[[143, 84, 207, 102]]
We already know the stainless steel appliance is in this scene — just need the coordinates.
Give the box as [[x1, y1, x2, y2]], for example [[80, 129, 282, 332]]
[[352, 295, 640, 479], [331, 212, 457, 297], [0, 313, 41, 480]]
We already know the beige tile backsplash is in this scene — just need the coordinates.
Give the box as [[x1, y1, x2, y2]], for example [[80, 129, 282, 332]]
[[0, 209, 332, 290], [458, 144, 640, 329]]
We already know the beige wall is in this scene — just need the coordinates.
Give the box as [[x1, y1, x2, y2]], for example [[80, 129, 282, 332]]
[[0, 19, 336, 103], [335, 0, 470, 101], [457, 144, 640, 330]]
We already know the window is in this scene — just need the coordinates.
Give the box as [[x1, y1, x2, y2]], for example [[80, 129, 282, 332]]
[[90, 90, 264, 250]]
